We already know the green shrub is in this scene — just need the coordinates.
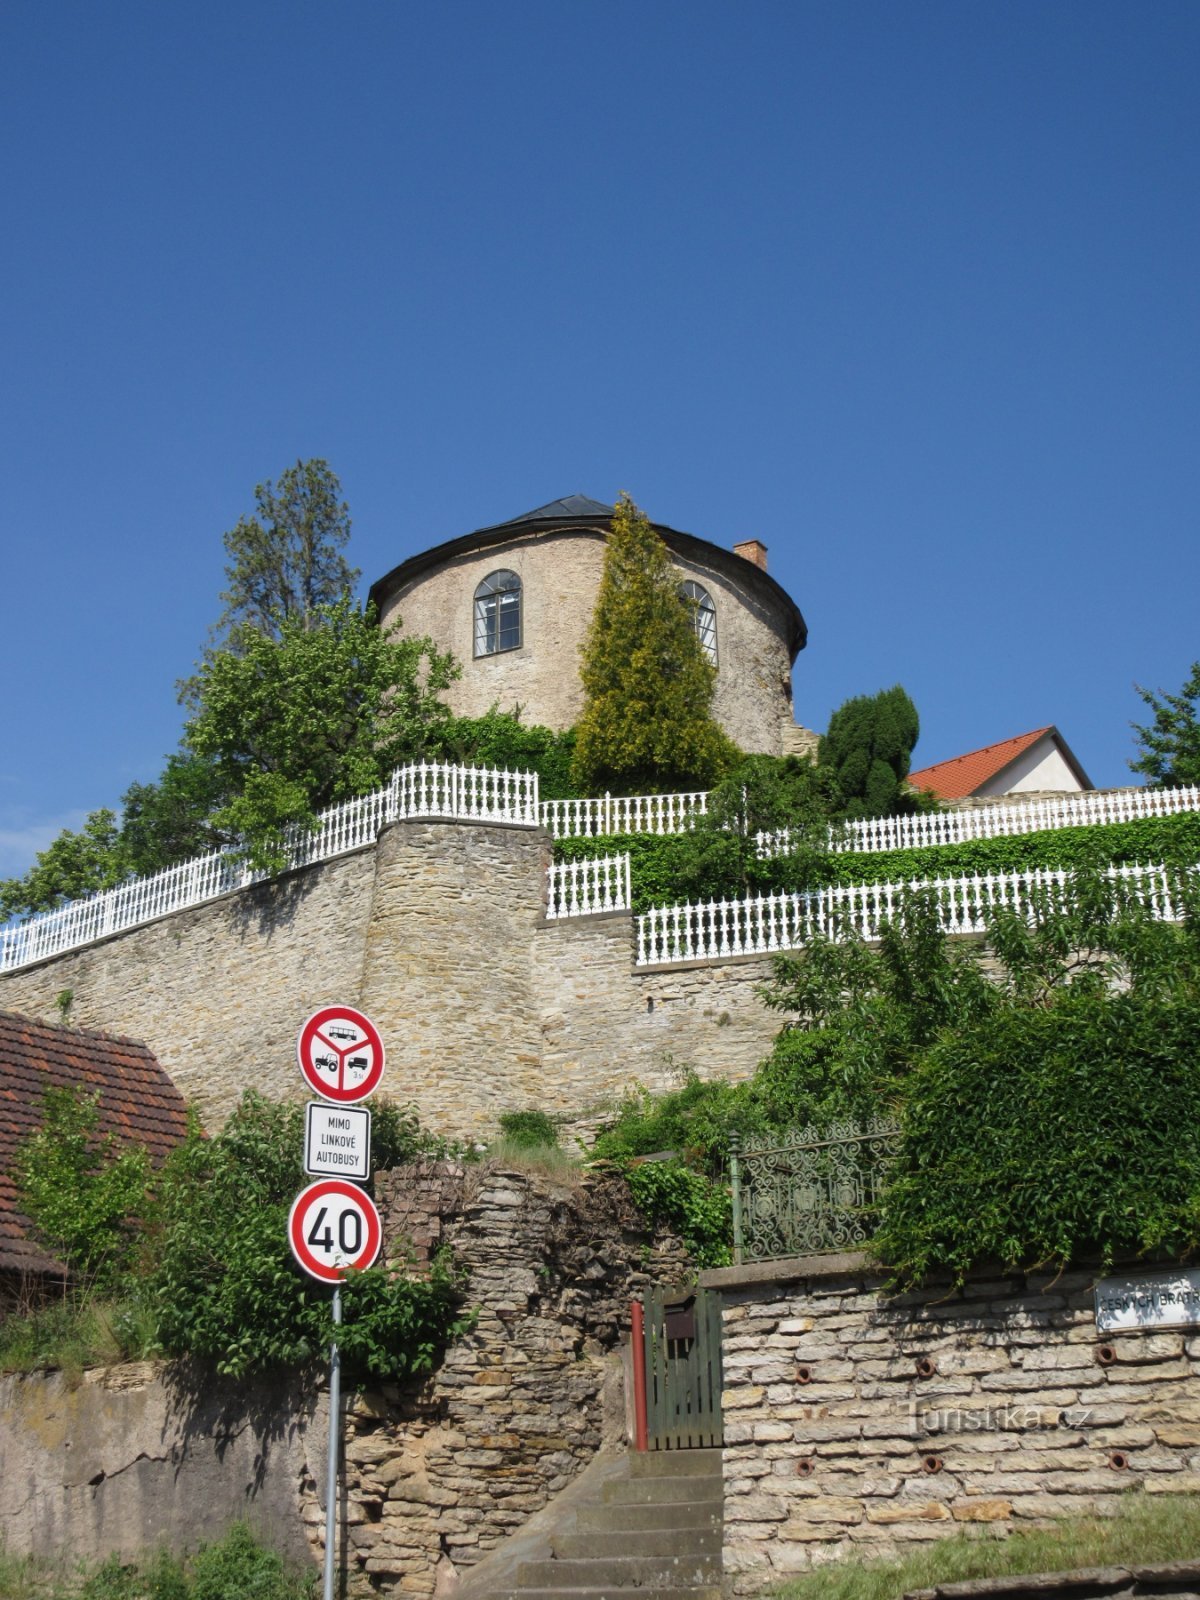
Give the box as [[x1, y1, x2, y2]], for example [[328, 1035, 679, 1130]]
[[145, 1092, 471, 1380], [436, 707, 580, 799], [497, 1109, 559, 1148], [875, 991, 1200, 1284], [13, 1087, 151, 1289], [623, 1160, 732, 1269]]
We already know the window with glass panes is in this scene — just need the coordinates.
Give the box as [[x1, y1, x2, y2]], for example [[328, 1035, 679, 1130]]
[[679, 580, 717, 664], [474, 570, 522, 656]]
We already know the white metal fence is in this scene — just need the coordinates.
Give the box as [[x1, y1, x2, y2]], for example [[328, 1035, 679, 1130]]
[[634, 861, 1186, 968], [757, 784, 1200, 859], [545, 852, 633, 919], [539, 790, 708, 839], [540, 781, 1200, 848], [0, 761, 541, 974]]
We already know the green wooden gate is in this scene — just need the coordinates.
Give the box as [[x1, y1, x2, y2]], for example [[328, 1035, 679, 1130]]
[[640, 1286, 723, 1450]]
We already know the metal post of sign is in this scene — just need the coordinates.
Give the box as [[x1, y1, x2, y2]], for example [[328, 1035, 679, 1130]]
[[323, 1285, 342, 1600]]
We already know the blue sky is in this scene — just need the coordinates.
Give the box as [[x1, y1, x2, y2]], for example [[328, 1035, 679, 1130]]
[[2, 1, 1197, 879]]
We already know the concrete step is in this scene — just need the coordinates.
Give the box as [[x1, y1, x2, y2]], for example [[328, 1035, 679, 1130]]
[[551, 1529, 721, 1562], [571, 1499, 722, 1535], [599, 1475, 723, 1508], [628, 1449, 723, 1479], [515, 1555, 721, 1590]]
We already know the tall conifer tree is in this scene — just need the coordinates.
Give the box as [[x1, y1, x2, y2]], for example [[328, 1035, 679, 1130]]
[[572, 495, 739, 794]]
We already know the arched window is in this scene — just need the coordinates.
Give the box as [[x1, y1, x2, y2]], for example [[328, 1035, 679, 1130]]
[[679, 580, 717, 665], [474, 569, 522, 656]]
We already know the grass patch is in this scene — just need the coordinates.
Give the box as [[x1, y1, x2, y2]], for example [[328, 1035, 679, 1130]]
[[482, 1138, 584, 1176], [771, 1491, 1200, 1600], [0, 1293, 155, 1379], [0, 1524, 314, 1600]]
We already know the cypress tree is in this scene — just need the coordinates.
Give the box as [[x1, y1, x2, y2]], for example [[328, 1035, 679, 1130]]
[[572, 495, 739, 794], [819, 685, 920, 818]]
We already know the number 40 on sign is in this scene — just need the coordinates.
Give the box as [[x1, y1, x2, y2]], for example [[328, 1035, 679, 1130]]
[[288, 1178, 382, 1283]]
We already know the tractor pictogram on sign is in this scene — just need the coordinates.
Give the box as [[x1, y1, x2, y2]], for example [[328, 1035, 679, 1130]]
[[297, 1006, 385, 1103]]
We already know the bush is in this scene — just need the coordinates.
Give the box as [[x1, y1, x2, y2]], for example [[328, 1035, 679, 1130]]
[[13, 1087, 151, 1288], [624, 1159, 732, 1269], [436, 707, 580, 799], [145, 1092, 470, 1380], [497, 1109, 559, 1148], [875, 991, 1200, 1284]]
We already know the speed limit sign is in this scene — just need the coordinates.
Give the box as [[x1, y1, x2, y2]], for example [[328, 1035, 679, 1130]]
[[288, 1178, 382, 1283]]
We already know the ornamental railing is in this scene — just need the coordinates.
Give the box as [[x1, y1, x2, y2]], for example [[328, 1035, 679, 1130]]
[[758, 783, 1200, 859], [545, 852, 632, 919], [0, 761, 541, 974], [634, 861, 1186, 968], [729, 1117, 902, 1262], [539, 790, 708, 839], [540, 781, 1200, 847]]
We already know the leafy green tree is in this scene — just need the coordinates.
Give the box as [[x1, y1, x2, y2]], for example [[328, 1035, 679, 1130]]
[[208, 457, 359, 654], [183, 596, 458, 869], [572, 495, 740, 795], [1131, 660, 1200, 788], [819, 685, 920, 818], [119, 753, 231, 875], [14, 1087, 151, 1287], [0, 811, 132, 920]]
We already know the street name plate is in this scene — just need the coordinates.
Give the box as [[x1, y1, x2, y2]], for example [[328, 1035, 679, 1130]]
[[304, 1102, 372, 1180], [1095, 1268, 1200, 1334]]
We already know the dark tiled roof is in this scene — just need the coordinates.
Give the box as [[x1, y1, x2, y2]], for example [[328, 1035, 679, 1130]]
[[0, 1011, 190, 1278]]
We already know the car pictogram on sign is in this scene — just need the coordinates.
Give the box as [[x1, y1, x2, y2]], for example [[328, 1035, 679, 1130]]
[[288, 1178, 382, 1282], [297, 1006, 385, 1103]]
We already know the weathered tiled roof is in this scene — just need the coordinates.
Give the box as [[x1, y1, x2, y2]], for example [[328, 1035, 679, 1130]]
[[0, 1011, 189, 1278], [908, 728, 1055, 800]]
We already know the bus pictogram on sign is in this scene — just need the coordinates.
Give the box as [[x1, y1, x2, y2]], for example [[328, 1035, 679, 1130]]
[[288, 1178, 382, 1283], [297, 1006, 385, 1103]]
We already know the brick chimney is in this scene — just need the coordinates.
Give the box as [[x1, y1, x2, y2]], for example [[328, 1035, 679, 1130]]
[[733, 539, 768, 571]]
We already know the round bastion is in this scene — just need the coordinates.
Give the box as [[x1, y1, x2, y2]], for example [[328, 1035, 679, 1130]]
[[368, 495, 808, 757]]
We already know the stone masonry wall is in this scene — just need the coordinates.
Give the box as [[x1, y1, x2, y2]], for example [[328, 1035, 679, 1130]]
[[357, 821, 551, 1137], [533, 912, 780, 1119], [711, 1256, 1200, 1595], [0, 850, 377, 1130], [0, 821, 784, 1138]]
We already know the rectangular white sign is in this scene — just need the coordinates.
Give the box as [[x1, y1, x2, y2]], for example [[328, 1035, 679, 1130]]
[[1095, 1268, 1200, 1334], [304, 1102, 371, 1180]]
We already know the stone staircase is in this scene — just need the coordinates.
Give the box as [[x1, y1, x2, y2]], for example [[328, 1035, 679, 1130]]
[[459, 1449, 723, 1600]]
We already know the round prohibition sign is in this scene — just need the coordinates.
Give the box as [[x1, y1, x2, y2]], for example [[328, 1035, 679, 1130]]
[[297, 1005, 385, 1103], [288, 1179, 382, 1282]]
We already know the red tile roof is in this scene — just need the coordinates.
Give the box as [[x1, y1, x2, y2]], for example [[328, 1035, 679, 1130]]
[[907, 728, 1055, 801], [0, 1011, 190, 1279]]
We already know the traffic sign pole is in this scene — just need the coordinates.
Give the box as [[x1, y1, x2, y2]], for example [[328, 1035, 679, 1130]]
[[323, 1284, 342, 1600], [292, 1006, 386, 1600]]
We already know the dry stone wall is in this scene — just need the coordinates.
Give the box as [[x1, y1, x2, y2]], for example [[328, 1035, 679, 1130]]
[[708, 1255, 1200, 1594], [0, 821, 783, 1138]]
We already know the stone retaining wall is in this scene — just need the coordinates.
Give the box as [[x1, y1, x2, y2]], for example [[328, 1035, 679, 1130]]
[[0, 820, 784, 1137], [705, 1255, 1200, 1595]]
